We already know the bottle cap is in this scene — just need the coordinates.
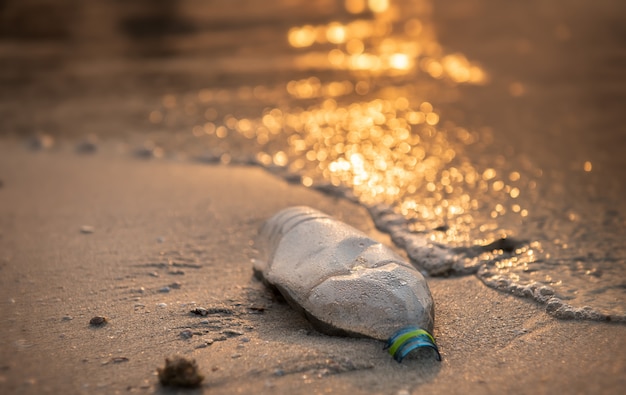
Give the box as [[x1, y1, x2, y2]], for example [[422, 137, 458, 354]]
[[385, 326, 441, 362]]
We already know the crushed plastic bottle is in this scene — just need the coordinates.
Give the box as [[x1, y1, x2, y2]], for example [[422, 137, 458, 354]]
[[254, 206, 441, 362]]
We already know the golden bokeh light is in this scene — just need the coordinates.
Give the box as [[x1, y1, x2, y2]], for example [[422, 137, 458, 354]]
[[155, 0, 530, 248], [285, 1, 486, 80]]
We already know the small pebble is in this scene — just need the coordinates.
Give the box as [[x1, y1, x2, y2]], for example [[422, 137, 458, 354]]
[[179, 330, 193, 339], [195, 339, 214, 349], [222, 329, 244, 337], [158, 286, 171, 293], [190, 307, 208, 316], [156, 237, 165, 243], [111, 357, 129, 364], [62, 315, 73, 321], [231, 353, 241, 359], [80, 226, 95, 234], [89, 316, 107, 327], [168, 282, 182, 289], [149, 272, 159, 277], [156, 303, 167, 308], [240, 337, 250, 343]]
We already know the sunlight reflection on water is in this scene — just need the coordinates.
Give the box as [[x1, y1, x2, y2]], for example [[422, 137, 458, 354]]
[[146, 0, 626, 322]]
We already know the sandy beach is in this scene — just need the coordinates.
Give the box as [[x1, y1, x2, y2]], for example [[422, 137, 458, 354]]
[[1, 141, 624, 394], [2, 0, 626, 393]]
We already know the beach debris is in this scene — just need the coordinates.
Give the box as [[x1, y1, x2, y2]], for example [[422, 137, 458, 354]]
[[157, 356, 204, 388], [255, 206, 441, 362], [80, 225, 95, 234], [89, 316, 107, 327]]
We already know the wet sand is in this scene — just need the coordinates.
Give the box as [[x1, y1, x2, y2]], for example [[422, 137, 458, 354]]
[[0, 141, 624, 394]]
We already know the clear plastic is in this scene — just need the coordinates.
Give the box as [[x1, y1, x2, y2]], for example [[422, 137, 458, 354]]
[[254, 206, 440, 361]]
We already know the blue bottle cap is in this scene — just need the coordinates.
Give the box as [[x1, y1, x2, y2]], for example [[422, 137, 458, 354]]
[[385, 326, 441, 362]]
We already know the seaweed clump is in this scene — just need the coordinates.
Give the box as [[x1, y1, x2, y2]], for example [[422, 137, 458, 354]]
[[157, 356, 204, 388]]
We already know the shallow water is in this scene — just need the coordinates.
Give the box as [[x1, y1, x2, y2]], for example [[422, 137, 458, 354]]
[[1, 0, 625, 321]]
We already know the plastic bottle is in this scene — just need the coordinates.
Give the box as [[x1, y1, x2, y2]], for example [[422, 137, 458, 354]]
[[254, 206, 441, 362]]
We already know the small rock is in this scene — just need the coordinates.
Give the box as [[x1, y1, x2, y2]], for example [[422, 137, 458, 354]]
[[231, 353, 241, 359], [156, 237, 165, 243], [61, 315, 73, 321], [190, 307, 209, 316], [190, 307, 233, 316], [240, 337, 250, 343], [89, 316, 107, 327], [149, 272, 159, 277], [248, 306, 266, 314], [168, 282, 182, 289], [222, 329, 244, 338], [195, 339, 214, 349], [80, 226, 95, 234], [180, 330, 193, 339], [157, 356, 204, 388], [158, 286, 171, 293], [156, 303, 167, 308], [111, 357, 129, 364]]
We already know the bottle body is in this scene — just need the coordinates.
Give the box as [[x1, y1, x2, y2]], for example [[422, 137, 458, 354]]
[[254, 206, 436, 343]]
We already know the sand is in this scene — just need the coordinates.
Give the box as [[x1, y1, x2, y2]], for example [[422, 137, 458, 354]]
[[0, 140, 624, 395]]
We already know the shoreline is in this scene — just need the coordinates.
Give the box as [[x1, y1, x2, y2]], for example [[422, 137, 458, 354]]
[[1, 141, 625, 394]]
